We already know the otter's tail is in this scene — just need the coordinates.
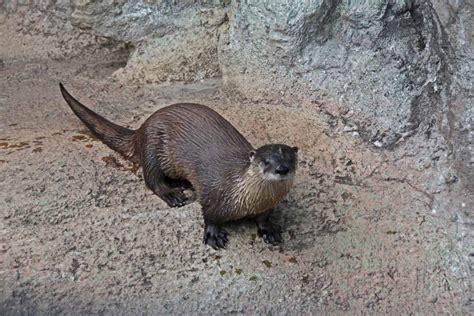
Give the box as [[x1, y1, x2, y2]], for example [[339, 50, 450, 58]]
[[59, 83, 136, 160]]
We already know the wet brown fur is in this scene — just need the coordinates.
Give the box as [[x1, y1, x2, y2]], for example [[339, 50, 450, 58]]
[[60, 84, 295, 247]]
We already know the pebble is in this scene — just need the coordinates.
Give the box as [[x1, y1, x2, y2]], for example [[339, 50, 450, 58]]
[[373, 141, 383, 148], [343, 125, 357, 132], [428, 295, 438, 303]]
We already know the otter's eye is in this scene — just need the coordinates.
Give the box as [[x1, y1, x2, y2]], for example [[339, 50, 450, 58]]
[[261, 159, 270, 166]]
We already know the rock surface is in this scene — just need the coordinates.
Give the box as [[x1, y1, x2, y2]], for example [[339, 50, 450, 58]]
[[69, 0, 228, 83], [0, 0, 472, 314], [4, 0, 470, 186]]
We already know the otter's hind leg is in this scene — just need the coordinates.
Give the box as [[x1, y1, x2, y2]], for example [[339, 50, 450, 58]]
[[142, 146, 187, 207], [255, 210, 283, 245], [165, 177, 193, 191]]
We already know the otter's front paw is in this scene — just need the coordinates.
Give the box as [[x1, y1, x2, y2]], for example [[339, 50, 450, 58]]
[[258, 223, 283, 245], [203, 224, 228, 250]]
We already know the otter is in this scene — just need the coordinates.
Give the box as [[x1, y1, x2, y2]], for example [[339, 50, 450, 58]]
[[59, 83, 298, 249]]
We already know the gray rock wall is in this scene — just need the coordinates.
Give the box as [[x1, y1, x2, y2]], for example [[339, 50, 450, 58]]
[[431, 0, 473, 191], [67, 0, 229, 83], [220, 1, 469, 154]]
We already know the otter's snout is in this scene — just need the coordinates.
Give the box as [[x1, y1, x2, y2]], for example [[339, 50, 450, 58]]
[[275, 165, 290, 175]]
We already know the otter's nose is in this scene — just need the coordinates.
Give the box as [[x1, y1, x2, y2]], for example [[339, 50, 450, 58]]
[[275, 165, 289, 175]]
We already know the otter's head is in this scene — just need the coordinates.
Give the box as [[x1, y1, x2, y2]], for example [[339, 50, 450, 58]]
[[249, 144, 298, 181]]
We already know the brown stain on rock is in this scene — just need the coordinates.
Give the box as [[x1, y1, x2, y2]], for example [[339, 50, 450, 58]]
[[262, 260, 272, 268], [128, 163, 139, 173], [101, 155, 124, 169], [1, 141, 30, 152], [77, 129, 98, 140], [72, 130, 98, 143], [12, 142, 30, 148], [100, 155, 138, 173], [72, 135, 88, 141]]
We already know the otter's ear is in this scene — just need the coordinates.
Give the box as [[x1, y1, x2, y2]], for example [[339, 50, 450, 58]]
[[292, 146, 299, 153], [249, 150, 256, 162]]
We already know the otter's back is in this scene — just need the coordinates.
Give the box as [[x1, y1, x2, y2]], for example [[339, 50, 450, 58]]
[[142, 103, 253, 190]]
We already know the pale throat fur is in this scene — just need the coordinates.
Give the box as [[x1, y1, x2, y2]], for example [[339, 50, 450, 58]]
[[229, 165, 294, 219]]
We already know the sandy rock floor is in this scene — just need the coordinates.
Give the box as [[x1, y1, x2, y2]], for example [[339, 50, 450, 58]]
[[0, 21, 472, 315]]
